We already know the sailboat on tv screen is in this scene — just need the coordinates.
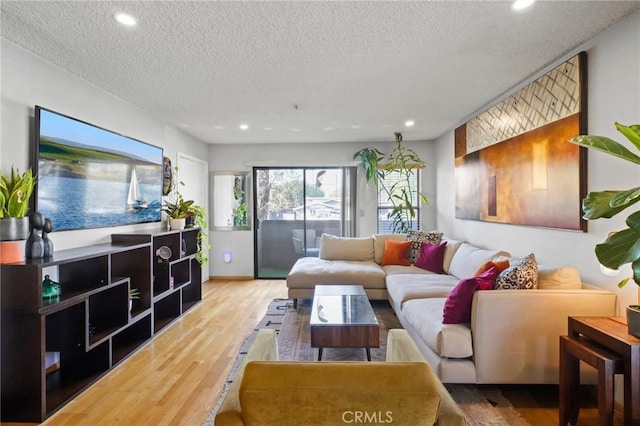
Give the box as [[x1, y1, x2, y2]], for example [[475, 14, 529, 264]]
[[127, 168, 148, 213]]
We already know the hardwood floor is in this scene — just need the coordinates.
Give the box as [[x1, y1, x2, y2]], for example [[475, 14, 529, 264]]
[[4, 279, 623, 426]]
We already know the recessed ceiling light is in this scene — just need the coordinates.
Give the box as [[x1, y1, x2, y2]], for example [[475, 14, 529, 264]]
[[115, 13, 137, 27], [350, 125, 361, 130], [405, 120, 415, 127], [239, 124, 249, 130], [511, 0, 535, 11]]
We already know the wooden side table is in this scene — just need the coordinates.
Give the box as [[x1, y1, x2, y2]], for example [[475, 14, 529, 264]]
[[562, 316, 640, 426]]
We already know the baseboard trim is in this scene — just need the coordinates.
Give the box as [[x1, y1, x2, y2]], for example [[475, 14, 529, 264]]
[[209, 275, 254, 281]]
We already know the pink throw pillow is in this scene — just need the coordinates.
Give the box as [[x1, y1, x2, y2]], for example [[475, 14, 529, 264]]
[[442, 267, 498, 324], [414, 241, 447, 273]]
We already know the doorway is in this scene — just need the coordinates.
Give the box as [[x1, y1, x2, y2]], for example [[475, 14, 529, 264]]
[[253, 167, 356, 279]]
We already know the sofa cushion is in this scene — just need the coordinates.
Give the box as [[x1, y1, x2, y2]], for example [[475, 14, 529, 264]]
[[402, 298, 474, 358], [442, 267, 498, 324], [448, 242, 510, 280], [381, 239, 412, 266], [495, 253, 538, 290], [319, 234, 374, 261], [538, 266, 582, 289], [287, 257, 386, 289], [441, 238, 463, 274], [415, 242, 447, 273], [386, 273, 459, 312], [406, 230, 443, 264], [373, 233, 407, 264]]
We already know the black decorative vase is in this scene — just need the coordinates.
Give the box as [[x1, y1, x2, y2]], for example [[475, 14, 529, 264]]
[[627, 305, 640, 339]]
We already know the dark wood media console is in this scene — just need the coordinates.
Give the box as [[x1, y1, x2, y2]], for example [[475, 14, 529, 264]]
[[0, 227, 202, 422]]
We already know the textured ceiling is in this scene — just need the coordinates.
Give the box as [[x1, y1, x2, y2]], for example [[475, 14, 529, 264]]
[[2, 1, 639, 145]]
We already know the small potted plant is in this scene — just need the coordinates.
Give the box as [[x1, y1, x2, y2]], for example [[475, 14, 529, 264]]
[[129, 288, 140, 313], [162, 192, 194, 230], [0, 166, 36, 263]]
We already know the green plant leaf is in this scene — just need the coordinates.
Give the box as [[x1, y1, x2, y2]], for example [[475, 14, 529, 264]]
[[569, 135, 640, 164], [609, 186, 640, 209], [595, 227, 640, 270], [628, 210, 640, 233], [582, 190, 632, 219], [617, 277, 632, 288], [615, 122, 640, 152], [633, 257, 640, 286]]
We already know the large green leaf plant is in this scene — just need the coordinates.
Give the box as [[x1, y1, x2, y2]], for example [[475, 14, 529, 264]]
[[353, 132, 429, 233], [569, 122, 640, 287]]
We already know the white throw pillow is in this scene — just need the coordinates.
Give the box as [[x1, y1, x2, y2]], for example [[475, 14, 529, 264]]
[[319, 234, 374, 261], [448, 242, 510, 279], [441, 238, 463, 274]]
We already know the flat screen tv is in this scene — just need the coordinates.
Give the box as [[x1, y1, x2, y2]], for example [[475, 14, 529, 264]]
[[33, 106, 163, 231]]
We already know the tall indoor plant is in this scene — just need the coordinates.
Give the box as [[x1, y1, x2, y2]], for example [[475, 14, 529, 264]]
[[569, 122, 640, 336], [353, 132, 429, 233]]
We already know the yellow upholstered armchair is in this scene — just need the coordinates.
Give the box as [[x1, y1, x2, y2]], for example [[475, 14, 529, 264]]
[[214, 329, 466, 426]]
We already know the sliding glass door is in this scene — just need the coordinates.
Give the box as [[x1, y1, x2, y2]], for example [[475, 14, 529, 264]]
[[254, 167, 356, 279]]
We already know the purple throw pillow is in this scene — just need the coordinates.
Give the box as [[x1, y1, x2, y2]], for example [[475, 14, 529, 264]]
[[414, 241, 447, 273], [442, 267, 498, 324]]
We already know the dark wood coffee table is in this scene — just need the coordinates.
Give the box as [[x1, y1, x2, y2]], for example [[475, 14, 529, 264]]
[[310, 285, 380, 361]]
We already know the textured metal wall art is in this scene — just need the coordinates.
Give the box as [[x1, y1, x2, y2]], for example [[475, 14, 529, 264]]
[[454, 52, 587, 231]]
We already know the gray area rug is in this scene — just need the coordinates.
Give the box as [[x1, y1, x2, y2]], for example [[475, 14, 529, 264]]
[[204, 298, 530, 426]]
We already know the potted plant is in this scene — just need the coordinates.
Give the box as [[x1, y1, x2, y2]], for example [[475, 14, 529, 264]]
[[162, 192, 194, 230], [0, 166, 35, 263], [353, 132, 429, 233], [129, 288, 140, 313], [569, 122, 640, 337]]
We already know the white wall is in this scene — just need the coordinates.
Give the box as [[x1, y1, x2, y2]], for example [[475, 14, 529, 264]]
[[208, 140, 436, 277], [1, 39, 210, 250], [435, 10, 640, 313]]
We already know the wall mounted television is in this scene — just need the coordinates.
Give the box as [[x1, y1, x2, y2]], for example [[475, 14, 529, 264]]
[[33, 106, 163, 231]]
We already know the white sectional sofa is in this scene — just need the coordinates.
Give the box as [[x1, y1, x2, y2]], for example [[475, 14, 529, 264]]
[[286, 233, 618, 384]]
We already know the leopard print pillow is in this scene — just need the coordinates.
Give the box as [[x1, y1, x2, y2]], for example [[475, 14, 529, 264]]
[[495, 253, 538, 290]]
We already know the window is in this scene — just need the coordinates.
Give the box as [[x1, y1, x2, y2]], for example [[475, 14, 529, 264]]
[[377, 169, 421, 234]]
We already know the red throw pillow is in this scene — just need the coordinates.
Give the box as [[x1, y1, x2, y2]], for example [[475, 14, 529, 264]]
[[414, 241, 448, 273], [381, 239, 412, 266], [474, 259, 510, 277], [442, 267, 498, 324]]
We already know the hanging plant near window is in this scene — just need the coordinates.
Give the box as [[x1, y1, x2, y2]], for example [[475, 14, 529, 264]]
[[353, 132, 429, 233]]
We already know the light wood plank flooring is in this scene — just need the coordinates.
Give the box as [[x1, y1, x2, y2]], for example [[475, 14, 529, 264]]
[[4, 279, 622, 426]]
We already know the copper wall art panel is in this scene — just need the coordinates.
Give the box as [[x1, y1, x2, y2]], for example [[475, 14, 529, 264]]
[[455, 52, 587, 231]]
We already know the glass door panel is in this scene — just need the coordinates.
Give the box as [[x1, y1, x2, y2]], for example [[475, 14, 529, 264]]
[[254, 167, 353, 279]]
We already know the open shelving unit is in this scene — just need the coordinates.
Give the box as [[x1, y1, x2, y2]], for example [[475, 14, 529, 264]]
[[0, 227, 203, 423], [112, 227, 203, 334]]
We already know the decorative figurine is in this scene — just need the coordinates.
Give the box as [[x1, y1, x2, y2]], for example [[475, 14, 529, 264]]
[[42, 274, 60, 299], [25, 212, 44, 259], [42, 218, 54, 258]]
